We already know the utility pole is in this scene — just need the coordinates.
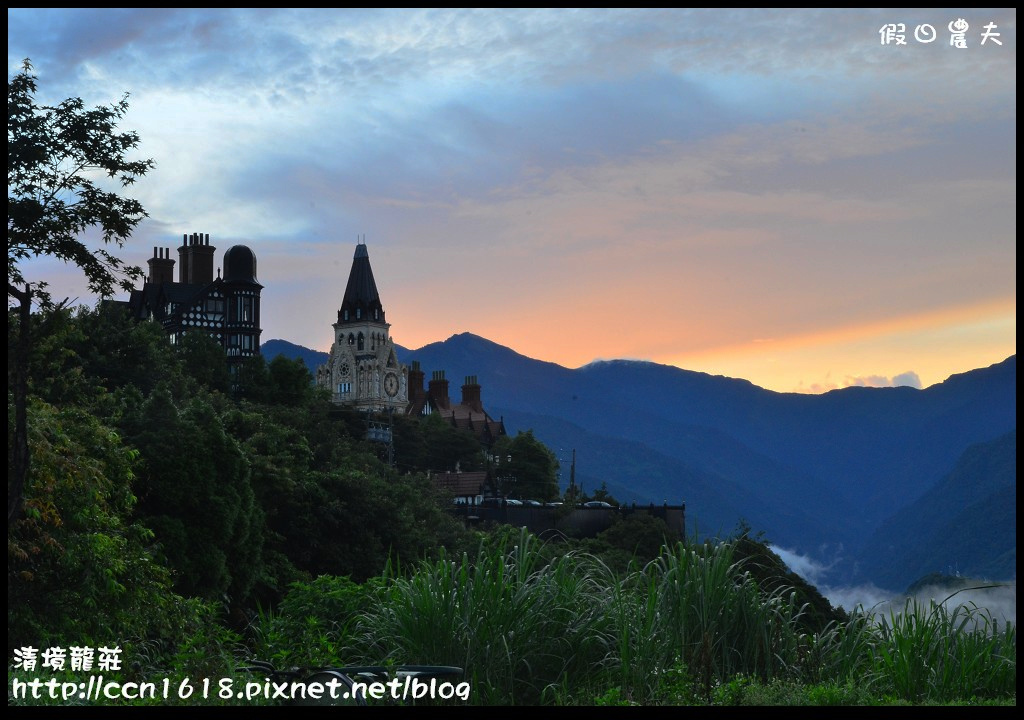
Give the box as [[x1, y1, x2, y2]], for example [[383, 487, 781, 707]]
[[387, 407, 395, 468], [569, 448, 577, 502]]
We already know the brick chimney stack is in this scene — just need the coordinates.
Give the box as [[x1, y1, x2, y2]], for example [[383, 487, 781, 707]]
[[408, 361, 425, 404], [147, 247, 175, 285], [428, 370, 450, 410], [178, 232, 216, 284], [461, 375, 483, 413]]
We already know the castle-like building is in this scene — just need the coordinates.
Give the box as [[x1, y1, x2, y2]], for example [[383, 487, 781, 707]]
[[119, 235, 502, 446], [317, 241, 505, 447], [121, 233, 263, 363], [315, 242, 408, 413]]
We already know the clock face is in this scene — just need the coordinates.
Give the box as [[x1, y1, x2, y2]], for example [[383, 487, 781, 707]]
[[384, 372, 399, 397]]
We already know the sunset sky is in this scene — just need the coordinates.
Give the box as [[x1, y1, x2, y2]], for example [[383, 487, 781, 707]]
[[7, 8, 1016, 393]]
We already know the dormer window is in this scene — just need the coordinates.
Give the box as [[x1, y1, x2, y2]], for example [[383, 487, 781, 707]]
[[356, 308, 362, 319], [343, 309, 349, 321]]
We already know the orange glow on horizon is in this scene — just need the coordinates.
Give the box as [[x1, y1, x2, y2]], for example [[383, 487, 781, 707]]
[[661, 298, 1016, 393], [369, 296, 1014, 395]]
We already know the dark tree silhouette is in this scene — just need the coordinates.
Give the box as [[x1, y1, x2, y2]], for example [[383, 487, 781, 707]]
[[7, 59, 153, 521]]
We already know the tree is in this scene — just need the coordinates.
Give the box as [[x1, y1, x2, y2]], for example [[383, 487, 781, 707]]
[[177, 330, 232, 394], [492, 430, 560, 501], [7, 397, 177, 649], [124, 388, 264, 605], [266, 355, 316, 406], [7, 59, 153, 522], [420, 412, 485, 473]]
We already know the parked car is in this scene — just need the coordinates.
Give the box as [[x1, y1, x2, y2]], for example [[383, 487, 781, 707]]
[[582, 501, 614, 508], [523, 499, 543, 506]]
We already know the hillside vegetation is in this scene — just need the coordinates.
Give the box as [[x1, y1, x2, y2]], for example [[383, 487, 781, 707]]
[[8, 307, 1016, 706]]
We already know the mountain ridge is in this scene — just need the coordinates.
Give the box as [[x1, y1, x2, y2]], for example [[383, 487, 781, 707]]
[[263, 333, 1016, 590]]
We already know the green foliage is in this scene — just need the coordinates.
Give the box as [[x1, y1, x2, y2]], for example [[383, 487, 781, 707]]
[[593, 687, 637, 706], [176, 331, 231, 394], [355, 528, 613, 705], [797, 610, 877, 686], [585, 512, 672, 573], [252, 575, 385, 669], [230, 354, 318, 406], [277, 466, 469, 583], [390, 412, 430, 472], [711, 676, 880, 706], [625, 540, 805, 700], [7, 397, 177, 650], [123, 387, 264, 604], [265, 355, 316, 406], [730, 529, 847, 635], [491, 430, 560, 501], [868, 596, 1017, 702], [158, 599, 246, 694], [418, 412, 486, 473], [13, 305, 104, 407], [7, 277, 1016, 707], [12, 302, 194, 412], [586, 482, 619, 505]]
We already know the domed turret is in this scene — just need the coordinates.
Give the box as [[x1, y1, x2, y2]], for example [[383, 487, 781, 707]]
[[223, 245, 259, 285]]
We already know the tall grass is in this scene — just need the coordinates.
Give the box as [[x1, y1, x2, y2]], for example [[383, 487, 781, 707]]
[[795, 609, 878, 686], [605, 561, 673, 701], [355, 528, 614, 704], [257, 532, 1016, 705], [352, 532, 814, 704], [794, 593, 1016, 704], [868, 597, 1016, 702], [639, 541, 805, 699]]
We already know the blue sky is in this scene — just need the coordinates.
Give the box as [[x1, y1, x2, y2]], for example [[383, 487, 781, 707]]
[[7, 8, 1016, 392]]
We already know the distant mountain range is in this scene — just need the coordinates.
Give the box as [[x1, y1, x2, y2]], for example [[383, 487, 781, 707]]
[[262, 334, 1016, 592], [851, 429, 1015, 589]]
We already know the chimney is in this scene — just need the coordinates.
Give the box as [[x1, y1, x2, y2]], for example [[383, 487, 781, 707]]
[[177, 234, 190, 282], [147, 246, 175, 285], [428, 370, 450, 410], [461, 375, 483, 413], [408, 361, 425, 404], [178, 232, 217, 284]]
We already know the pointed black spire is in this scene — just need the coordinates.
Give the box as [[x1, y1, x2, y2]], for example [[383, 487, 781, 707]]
[[338, 241, 385, 324]]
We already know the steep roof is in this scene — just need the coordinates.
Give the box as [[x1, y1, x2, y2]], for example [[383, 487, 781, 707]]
[[439, 404, 506, 446], [338, 242, 384, 324], [433, 470, 488, 498], [407, 397, 506, 447]]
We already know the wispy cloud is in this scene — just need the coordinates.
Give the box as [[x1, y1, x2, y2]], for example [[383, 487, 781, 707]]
[[7, 8, 1016, 392], [771, 545, 1017, 624]]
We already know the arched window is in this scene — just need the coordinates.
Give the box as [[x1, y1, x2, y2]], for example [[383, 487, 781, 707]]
[[358, 332, 365, 350]]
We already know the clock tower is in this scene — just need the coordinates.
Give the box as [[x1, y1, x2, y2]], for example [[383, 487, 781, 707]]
[[317, 241, 408, 412]]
